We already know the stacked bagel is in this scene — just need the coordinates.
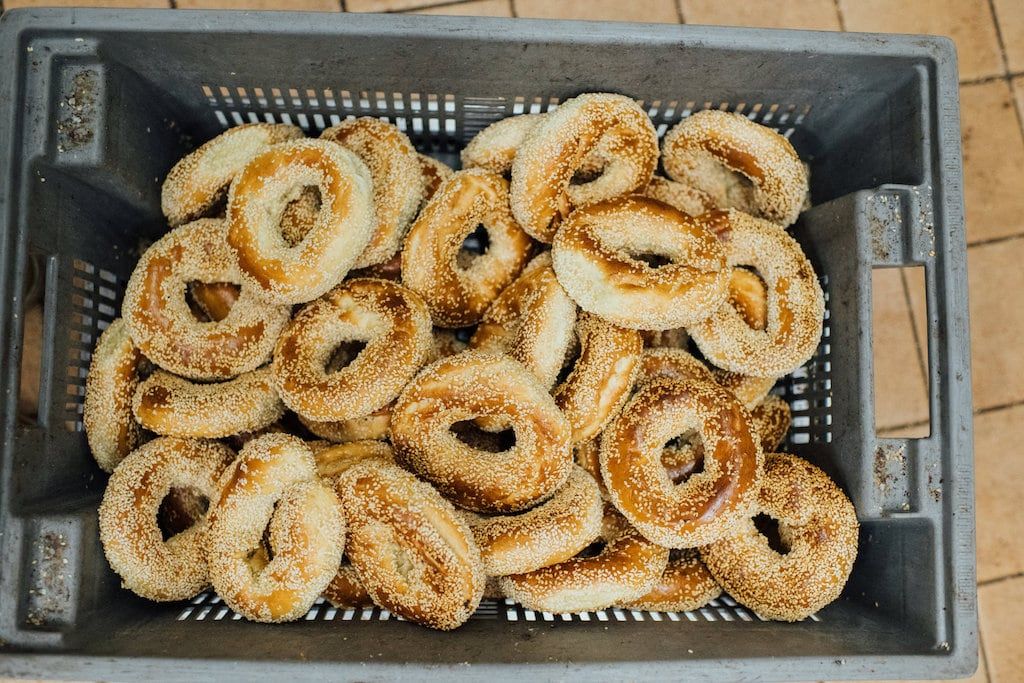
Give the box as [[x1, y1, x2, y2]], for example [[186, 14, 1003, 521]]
[[87, 93, 857, 631]]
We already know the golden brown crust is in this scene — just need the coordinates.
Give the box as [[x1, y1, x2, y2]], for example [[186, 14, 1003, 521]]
[[551, 196, 728, 330], [466, 466, 603, 576], [554, 313, 642, 443], [662, 110, 808, 227], [98, 437, 235, 601], [188, 282, 240, 322], [599, 378, 764, 548], [336, 460, 484, 630], [641, 176, 716, 217], [462, 114, 544, 175], [402, 169, 534, 327], [314, 440, 394, 480], [322, 561, 374, 609], [469, 252, 577, 389], [749, 395, 791, 453], [162, 123, 303, 227], [510, 93, 658, 242], [619, 549, 721, 612], [417, 154, 454, 202], [321, 118, 424, 268], [499, 508, 668, 613], [207, 433, 345, 623], [700, 453, 859, 621], [298, 404, 392, 444], [133, 367, 284, 439], [122, 218, 292, 381], [689, 210, 825, 376], [390, 351, 573, 513], [272, 278, 433, 422], [226, 138, 375, 305], [84, 319, 145, 472]]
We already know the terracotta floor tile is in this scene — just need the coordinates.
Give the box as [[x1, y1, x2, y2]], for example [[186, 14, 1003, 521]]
[[346, 0, 445, 11], [5, 0, 168, 7], [871, 268, 930, 431], [411, 0, 510, 16], [959, 79, 1024, 245], [973, 404, 1024, 582], [838, 0, 1003, 81], [177, 0, 338, 9], [513, 0, 679, 23], [1012, 75, 1024, 129], [680, 0, 840, 31], [993, 0, 1024, 73], [965, 236, 1024, 411], [979, 576, 1024, 682]]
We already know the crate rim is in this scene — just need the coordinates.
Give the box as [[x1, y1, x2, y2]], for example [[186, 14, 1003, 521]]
[[0, 8, 974, 682]]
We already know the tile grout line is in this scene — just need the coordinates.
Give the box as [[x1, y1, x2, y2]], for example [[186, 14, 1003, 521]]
[[1008, 75, 1024, 142], [339, 0, 346, 11], [985, 0, 1011, 74], [899, 268, 929, 400], [673, 0, 685, 24], [832, 0, 846, 31], [509, 0, 516, 18], [978, 570, 1024, 587], [979, 629, 993, 683], [959, 72, 1024, 87], [967, 231, 1024, 250], [395, 0, 481, 13]]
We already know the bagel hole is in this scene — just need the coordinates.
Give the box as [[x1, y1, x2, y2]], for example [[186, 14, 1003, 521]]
[[157, 487, 210, 541], [577, 540, 606, 558], [624, 248, 675, 269], [569, 167, 604, 186], [753, 513, 790, 555], [325, 340, 368, 373], [661, 444, 704, 485], [450, 420, 516, 452], [457, 225, 490, 269], [728, 267, 769, 331], [554, 334, 582, 387], [280, 185, 322, 247], [185, 281, 241, 322]]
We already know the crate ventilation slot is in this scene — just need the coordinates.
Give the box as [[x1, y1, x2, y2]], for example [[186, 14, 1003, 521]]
[[175, 591, 820, 624], [65, 258, 123, 433], [200, 85, 811, 150]]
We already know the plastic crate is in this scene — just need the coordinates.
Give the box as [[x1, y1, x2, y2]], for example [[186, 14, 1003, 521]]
[[0, 9, 974, 681]]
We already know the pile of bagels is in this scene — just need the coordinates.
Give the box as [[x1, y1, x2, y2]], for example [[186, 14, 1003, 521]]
[[86, 92, 858, 631]]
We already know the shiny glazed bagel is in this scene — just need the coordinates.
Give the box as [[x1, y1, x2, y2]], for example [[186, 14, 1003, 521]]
[[619, 549, 721, 612], [162, 123, 303, 227], [662, 110, 808, 227], [84, 319, 146, 473], [226, 138, 375, 305], [510, 93, 658, 242], [402, 169, 534, 327], [551, 196, 729, 330], [390, 351, 573, 513], [701, 453, 858, 621], [600, 378, 764, 548], [122, 218, 291, 380]]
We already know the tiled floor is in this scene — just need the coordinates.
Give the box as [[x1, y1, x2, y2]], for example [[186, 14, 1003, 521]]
[[1, 1, 1022, 681]]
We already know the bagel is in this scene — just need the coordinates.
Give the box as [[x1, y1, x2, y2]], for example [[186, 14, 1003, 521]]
[[390, 351, 573, 513], [321, 118, 424, 268], [123, 218, 291, 380], [98, 437, 235, 601], [701, 453, 858, 621], [335, 460, 484, 630], [600, 378, 763, 547], [84, 319, 146, 472], [162, 123, 303, 227], [273, 278, 432, 422], [226, 138, 375, 305], [402, 169, 534, 327], [551, 196, 728, 330], [662, 110, 808, 227], [510, 93, 658, 242], [619, 549, 721, 612]]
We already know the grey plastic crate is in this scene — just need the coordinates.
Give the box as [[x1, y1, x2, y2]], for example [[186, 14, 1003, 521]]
[[0, 8, 974, 682]]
